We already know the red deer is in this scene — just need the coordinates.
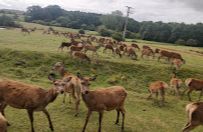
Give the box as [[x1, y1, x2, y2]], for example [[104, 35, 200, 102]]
[[70, 45, 83, 55], [131, 43, 140, 51], [68, 73, 127, 132], [0, 79, 66, 132], [184, 78, 203, 101], [171, 58, 185, 70], [58, 42, 72, 51], [124, 47, 137, 60], [49, 63, 96, 116], [21, 28, 30, 34], [155, 48, 160, 54], [114, 47, 122, 58], [147, 81, 168, 105], [170, 73, 183, 96], [141, 48, 155, 59], [73, 52, 91, 63], [0, 112, 7, 132], [158, 50, 185, 63], [143, 45, 151, 49], [182, 102, 203, 132], [83, 44, 101, 56], [103, 44, 114, 54]]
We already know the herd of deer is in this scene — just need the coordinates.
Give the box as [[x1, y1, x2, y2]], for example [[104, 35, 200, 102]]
[[1, 27, 199, 132]]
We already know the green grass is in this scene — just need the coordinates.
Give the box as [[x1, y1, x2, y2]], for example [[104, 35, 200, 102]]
[[0, 23, 203, 132]]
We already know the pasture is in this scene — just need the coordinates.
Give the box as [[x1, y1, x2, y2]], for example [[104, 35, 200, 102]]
[[0, 22, 203, 132]]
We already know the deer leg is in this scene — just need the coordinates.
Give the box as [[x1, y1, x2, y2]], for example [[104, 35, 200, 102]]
[[187, 89, 193, 101], [98, 111, 103, 132], [120, 107, 125, 131], [43, 109, 54, 131], [198, 89, 203, 101], [27, 110, 35, 132], [147, 90, 153, 100], [115, 109, 120, 124], [82, 110, 92, 132], [182, 123, 198, 132], [75, 97, 80, 117], [63, 92, 67, 103], [0, 103, 10, 126]]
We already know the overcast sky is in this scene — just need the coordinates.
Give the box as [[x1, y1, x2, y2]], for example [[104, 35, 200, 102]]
[[0, 0, 203, 24]]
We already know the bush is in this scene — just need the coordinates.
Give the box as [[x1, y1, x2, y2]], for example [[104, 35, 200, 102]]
[[0, 15, 20, 27], [186, 39, 198, 47], [175, 39, 186, 45], [112, 32, 124, 42], [98, 28, 112, 37], [125, 31, 136, 39], [79, 29, 85, 34]]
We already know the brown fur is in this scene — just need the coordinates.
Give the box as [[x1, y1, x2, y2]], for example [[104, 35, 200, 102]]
[[0, 79, 65, 132], [147, 81, 168, 105], [158, 50, 185, 63], [103, 44, 114, 53], [73, 52, 91, 63], [171, 58, 184, 70], [170, 74, 183, 96], [131, 43, 140, 51], [143, 45, 151, 49], [70, 45, 83, 55], [58, 42, 72, 51], [84, 44, 101, 56], [0, 112, 7, 132], [124, 47, 137, 60], [114, 47, 122, 58], [184, 78, 203, 101], [141, 48, 155, 59], [182, 102, 203, 132]]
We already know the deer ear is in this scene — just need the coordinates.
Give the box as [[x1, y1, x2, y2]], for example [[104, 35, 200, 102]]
[[64, 77, 72, 82], [89, 75, 97, 81], [48, 73, 56, 82], [77, 72, 83, 79]]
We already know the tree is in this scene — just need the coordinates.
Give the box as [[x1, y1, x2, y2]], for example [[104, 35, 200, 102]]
[[186, 39, 198, 46], [0, 15, 20, 27], [111, 10, 123, 16], [112, 32, 124, 42]]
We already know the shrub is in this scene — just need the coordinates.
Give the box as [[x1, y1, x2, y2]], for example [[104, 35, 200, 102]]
[[112, 32, 124, 42], [79, 29, 85, 34], [0, 15, 20, 27], [186, 39, 198, 47], [98, 28, 112, 37], [175, 39, 186, 45]]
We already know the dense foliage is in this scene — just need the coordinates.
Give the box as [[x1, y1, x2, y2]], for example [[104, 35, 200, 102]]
[[0, 15, 20, 27], [22, 5, 203, 46]]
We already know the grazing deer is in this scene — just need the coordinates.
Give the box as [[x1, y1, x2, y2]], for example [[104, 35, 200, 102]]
[[21, 28, 30, 34], [58, 42, 72, 51], [83, 44, 101, 56], [170, 73, 183, 97], [147, 81, 168, 105]]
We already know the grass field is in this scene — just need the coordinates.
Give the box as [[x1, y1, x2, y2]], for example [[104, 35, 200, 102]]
[[0, 23, 203, 132]]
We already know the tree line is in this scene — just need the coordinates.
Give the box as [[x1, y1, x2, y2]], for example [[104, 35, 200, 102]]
[[3, 5, 203, 46]]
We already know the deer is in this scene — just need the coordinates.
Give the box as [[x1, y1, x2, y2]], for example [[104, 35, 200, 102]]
[[64, 73, 127, 132], [182, 102, 203, 132], [0, 79, 67, 132], [169, 73, 183, 97], [0, 112, 7, 132], [83, 44, 101, 56], [147, 81, 168, 105], [58, 42, 72, 51], [184, 78, 203, 101]]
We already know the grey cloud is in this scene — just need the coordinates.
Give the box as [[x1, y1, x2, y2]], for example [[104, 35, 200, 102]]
[[168, 0, 203, 12]]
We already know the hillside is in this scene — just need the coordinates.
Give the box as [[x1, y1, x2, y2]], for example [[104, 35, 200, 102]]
[[0, 23, 203, 132]]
